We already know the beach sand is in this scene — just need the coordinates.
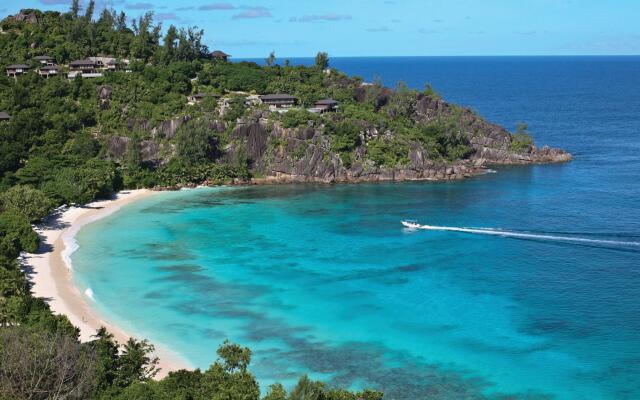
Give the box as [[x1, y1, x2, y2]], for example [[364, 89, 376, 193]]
[[20, 189, 192, 378]]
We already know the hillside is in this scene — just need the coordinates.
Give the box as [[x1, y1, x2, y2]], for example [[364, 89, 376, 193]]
[[1, 8, 570, 193]]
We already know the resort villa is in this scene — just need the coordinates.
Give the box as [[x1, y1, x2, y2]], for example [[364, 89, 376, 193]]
[[312, 98, 339, 113], [210, 50, 230, 62], [0, 111, 10, 121], [4, 54, 131, 80], [68, 57, 130, 78], [5, 64, 30, 77], [260, 94, 298, 111], [38, 65, 60, 78], [68, 59, 102, 78], [106, 59, 130, 72], [33, 55, 55, 66], [187, 93, 219, 105]]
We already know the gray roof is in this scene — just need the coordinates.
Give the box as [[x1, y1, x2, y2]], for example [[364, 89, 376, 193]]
[[6, 64, 30, 69], [260, 94, 297, 101], [34, 55, 53, 60], [0, 111, 11, 120], [316, 98, 338, 105], [70, 60, 97, 66], [190, 93, 220, 99], [40, 65, 59, 70]]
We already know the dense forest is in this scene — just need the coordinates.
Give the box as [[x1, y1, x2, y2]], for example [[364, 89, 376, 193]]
[[0, 1, 555, 398]]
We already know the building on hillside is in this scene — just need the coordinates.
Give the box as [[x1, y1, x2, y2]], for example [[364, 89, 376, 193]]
[[188, 93, 206, 104], [88, 56, 128, 69], [0, 111, 10, 121], [210, 50, 230, 61], [106, 59, 130, 72], [260, 94, 297, 110], [69, 59, 98, 73], [38, 65, 60, 78], [6, 64, 30, 77], [311, 98, 339, 113], [187, 93, 219, 105], [68, 60, 102, 78], [33, 55, 54, 66]]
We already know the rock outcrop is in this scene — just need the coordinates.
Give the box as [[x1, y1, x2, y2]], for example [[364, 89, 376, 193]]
[[97, 85, 112, 110], [7, 11, 38, 24], [413, 95, 571, 165], [230, 121, 478, 184], [106, 136, 164, 164]]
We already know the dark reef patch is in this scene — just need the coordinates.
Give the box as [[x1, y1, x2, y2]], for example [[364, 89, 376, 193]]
[[157, 264, 205, 273], [143, 290, 169, 299]]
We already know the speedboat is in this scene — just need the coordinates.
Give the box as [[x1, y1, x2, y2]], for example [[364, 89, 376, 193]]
[[401, 220, 422, 229]]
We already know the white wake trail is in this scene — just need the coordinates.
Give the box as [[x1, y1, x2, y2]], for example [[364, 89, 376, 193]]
[[405, 223, 640, 248]]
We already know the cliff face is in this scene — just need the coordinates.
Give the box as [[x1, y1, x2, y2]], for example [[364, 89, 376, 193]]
[[230, 121, 477, 183], [106, 93, 570, 184], [413, 95, 571, 165], [223, 95, 570, 184]]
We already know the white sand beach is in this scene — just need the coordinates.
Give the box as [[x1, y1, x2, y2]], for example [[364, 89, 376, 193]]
[[20, 189, 192, 377]]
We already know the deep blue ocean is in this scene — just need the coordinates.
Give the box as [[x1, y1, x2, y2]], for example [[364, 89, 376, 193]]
[[72, 57, 640, 399]]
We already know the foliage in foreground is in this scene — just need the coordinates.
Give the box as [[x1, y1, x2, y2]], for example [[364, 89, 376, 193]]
[[0, 325, 383, 400]]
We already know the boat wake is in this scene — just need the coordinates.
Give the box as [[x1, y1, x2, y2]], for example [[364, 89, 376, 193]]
[[401, 221, 640, 249]]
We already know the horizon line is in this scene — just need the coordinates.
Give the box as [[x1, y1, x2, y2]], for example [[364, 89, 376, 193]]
[[234, 54, 640, 59]]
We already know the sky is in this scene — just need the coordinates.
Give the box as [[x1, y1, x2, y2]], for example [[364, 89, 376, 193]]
[[3, 0, 640, 57]]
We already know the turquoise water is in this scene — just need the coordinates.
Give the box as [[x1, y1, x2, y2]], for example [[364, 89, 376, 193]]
[[72, 57, 640, 399]]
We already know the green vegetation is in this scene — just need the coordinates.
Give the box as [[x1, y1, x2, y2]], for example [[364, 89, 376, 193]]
[[280, 108, 319, 128], [315, 51, 330, 70], [510, 122, 534, 152]]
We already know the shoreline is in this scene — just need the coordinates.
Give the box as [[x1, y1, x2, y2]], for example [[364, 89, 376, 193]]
[[20, 189, 192, 378]]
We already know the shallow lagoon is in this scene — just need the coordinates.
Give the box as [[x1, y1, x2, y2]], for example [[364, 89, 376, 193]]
[[73, 57, 640, 399]]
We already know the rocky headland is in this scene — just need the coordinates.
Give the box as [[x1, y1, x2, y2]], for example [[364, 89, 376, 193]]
[[106, 89, 571, 186]]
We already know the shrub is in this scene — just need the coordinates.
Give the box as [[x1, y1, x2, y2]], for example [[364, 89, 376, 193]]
[[0, 211, 39, 254], [0, 327, 96, 400], [367, 137, 410, 167], [281, 109, 318, 129], [0, 185, 54, 223], [510, 134, 533, 152]]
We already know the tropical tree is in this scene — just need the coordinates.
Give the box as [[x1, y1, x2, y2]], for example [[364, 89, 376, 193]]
[[200, 340, 260, 400], [0, 185, 54, 222], [115, 338, 159, 387], [265, 50, 276, 67], [315, 51, 329, 70]]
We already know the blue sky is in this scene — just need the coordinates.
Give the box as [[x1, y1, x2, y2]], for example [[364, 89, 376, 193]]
[[4, 0, 640, 57]]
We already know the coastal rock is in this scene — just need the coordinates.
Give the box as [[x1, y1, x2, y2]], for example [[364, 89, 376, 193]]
[[8, 11, 38, 24], [140, 140, 162, 163], [107, 136, 129, 160], [125, 116, 193, 139], [109, 88, 570, 185], [106, 136, 164, 164], [228, 120, 482, 184], [413, 94, 571, 165], [97, 85, 112, 110], [151, 116, 191, 139]]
